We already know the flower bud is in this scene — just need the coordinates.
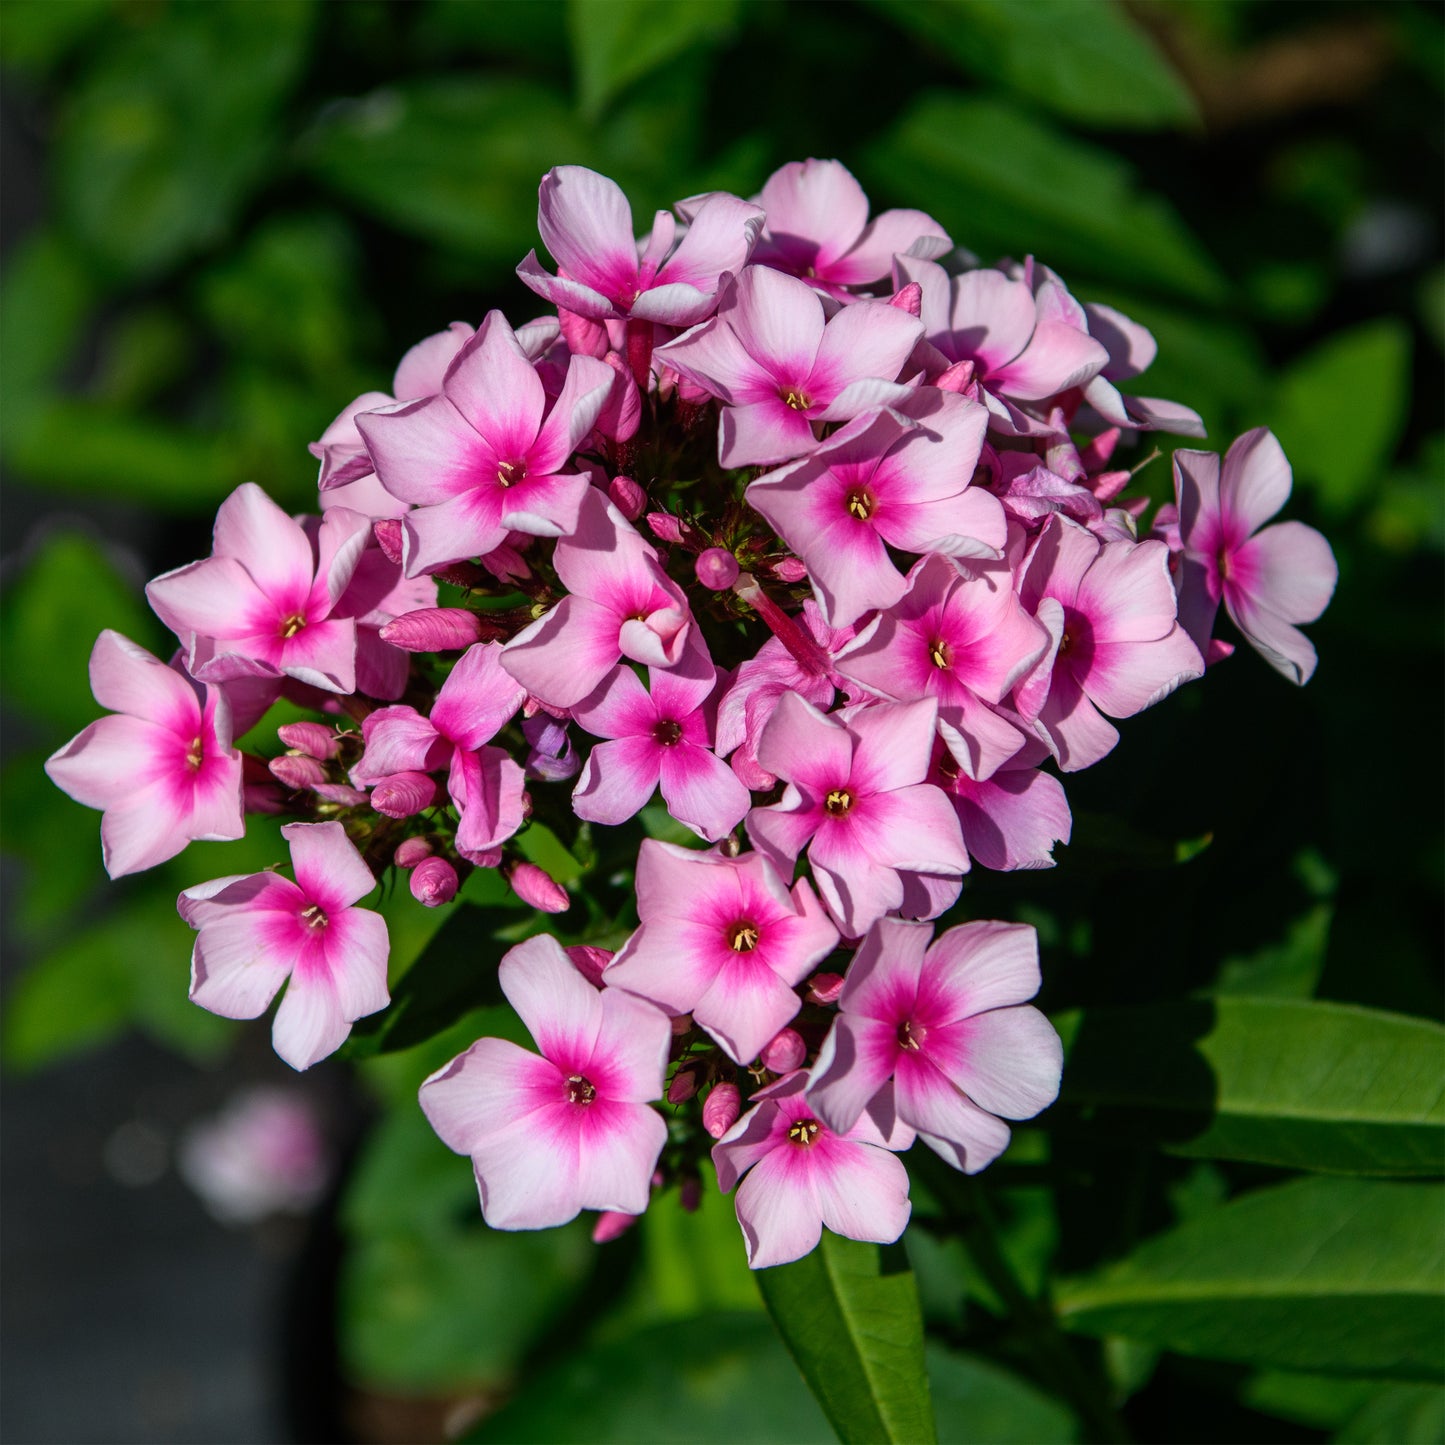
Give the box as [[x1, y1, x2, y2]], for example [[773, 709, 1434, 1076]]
[[269, 753, 326, 790], [379, 607, 494, 652], [807, 972, 846, 1005], [646, 511, 685, 545], [507, 861, 569, 914], [313, 782, 368, 806], [592, 1210, 638, 1244], [666, 1067, 698, 1104], [889, 281, 923, 317], [372, 519, 405, 565], [608, 475, 645, 520], [479, 539, 530, 583], [703, 1082, 741, 1140], [393, 837, 433, 869], [564, 945, 612, 987], [276, 722, 339, 760], [761, 1028, 806, 1074], [936, 358, 977, 396], [370, 771, 438, 818], [771, 556, 807, 584], [409, 857, 458, 907], [695, 547, 739, 591]]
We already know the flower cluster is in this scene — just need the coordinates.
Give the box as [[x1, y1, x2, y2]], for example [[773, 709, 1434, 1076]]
[[46, 158, 1337, 1267]]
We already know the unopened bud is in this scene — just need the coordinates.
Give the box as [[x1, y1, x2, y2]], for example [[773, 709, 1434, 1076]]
[[372, 519, 404, 565], [889, 281, 923, 317], [592, 1210, 638, 1244], [771, 556, 807, 583], [370, 771, 439, 818], [695, 547, 739, 590], [313, 782, 368, 806], [608, 475, 646, 521], [564, 945, 611, 987], [646, 511, 685, 545], [479, 540, 530, 583], [703, 1082, 741, 1140], [666, 1068, 698, 1104], [936, 358, 977, 395], [761, 1027, 806, 1074], [269, 753, 326, 790], [409, 857, 458, 907], [379, 607, 493, 652], [507, 861, 569, 913], [393, 837, 433, 869], [277, 722, 339, 759], [807, 972, 846, 1005]]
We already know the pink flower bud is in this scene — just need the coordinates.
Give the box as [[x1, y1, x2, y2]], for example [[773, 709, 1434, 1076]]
[[393, 837, 433, 869], [936, 358, 977, 396], [807, 972, 846, 1005], [409, 856, 458, 907], [380, 607, 496, 652], [679, 1176, 702, 1213], [269, 753, 326, 790], [703, 1082, 741, 1140], [564, 945, 612, 987], [479, 539, 530, 583], [507, 861, 569, 913], [666, 1068, 698, 1104], [276, 722, 339, 759], [771, 556, 807, 584], [592, 1209, 638, 1244], [694, 547, 739, 590], [608, 475, 645, 520], [370, 771, 438, 818], [761, 1027, 806, 1074], [312, 782, 368, 806], [646, 511, 685, 545], [372, 519, 404, 565], [889, 281, 923, 317]]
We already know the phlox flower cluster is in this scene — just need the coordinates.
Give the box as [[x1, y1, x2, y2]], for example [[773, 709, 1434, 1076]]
[[46, 158, 1337, 1268]]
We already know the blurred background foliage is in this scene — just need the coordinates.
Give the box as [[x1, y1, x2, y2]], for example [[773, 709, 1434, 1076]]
[[1, 1, 1441, 1441]]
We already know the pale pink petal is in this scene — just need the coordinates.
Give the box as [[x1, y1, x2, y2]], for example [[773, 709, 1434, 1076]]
[[501, 595, 622, 708], [211, 484, 315, 603], [88, 630, 200, 724], [830, 208, 950, 286], [989, 320, 1108, 401], [393, 320, 474, 399], [516, 251, 617, 321], [573, 736, 662, 825], [692, 955, 803, 1064], [1230, 520, 1337, 626], [809, 298, 922, 399], [1226, 591, 1321, 686], [146, 557, 267, 645], [731, 264, 827, 382], [275, 617, 357, 695], [845, 697, 937, 796], [655, 315, 773, 406], [536, 166, 638, 304], [719, 399, 819, 469], [351, 706, 446, 782], [355, 395, 489, 508], [46, 715, 171, 812], [925, 918, 1041, 1017], [442, 312, 546, 458], [734, 1145, 823, 1268], [420, 1037, 564, 1153], [500, 935, 605, 1074], [430, 641, 525, 750], [951, 1006, 1062, 1119], [944, 268, 1037, 371], [758, 159, 870, 271], [1219, 427, 1292, 538], [1076, 538, 1179, 645], [1036, 671, 1119, 772], [808, 1014, 899, 1136], [814, 1137, 911, 1245], [469, 1109, 584, 1229], [1084, 625, 1203, 718], [283, 821, 377, 912], [659, 745, 751, 842], [101, 780, 199, 876], [894, 1055, 1011, 1173], [530, 352, 618, 473], [451, 748, 526, 854], [576, 1100, 667, 1214], [591, 988, 673, 1102], [950, 765, 1072, 872], [755, 692, 852, 797], [657, 191, 763, 291], [402, 491, 507, 576]]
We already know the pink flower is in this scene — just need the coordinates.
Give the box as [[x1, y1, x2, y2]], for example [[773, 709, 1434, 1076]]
[[517, 166, 764, 327], [419, 934, 672, 1230], [1015, 516, 1204, 771], [745, 390, 1002, 627], [501, 488, 697, 709], [749, 158, 951, 297], [46, 631, 244, 877], [572, 663, 749, 841], [606, 840, 839, 1065], [809, 917, 1061, 1173], [1172, 428, 1337, 685], [179, 822, 390, 1070], [355, 311, 616, 576], [746, 693, 969, 937], [147, 483, 371, 695], [712, 1071, 913, 1269], [655, 265, 923, 468]]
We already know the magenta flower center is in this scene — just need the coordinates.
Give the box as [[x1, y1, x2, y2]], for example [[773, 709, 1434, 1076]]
[[652, 719, 683, 747], [845, 487, 874, 521], [727, 920, 760, 952], [824, 787, 855, 818], [787, 1118, 821, 1147], [929, 639, 952, 670], [780, 386, 811, 412], [300, 902, 328, 930], [896, 1018, 926, 1052], [280, 613, 307, 639], [566, 1073, 597, 1105], [497, 459, 527, 489]]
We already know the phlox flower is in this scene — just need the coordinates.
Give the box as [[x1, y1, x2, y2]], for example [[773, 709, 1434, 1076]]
[[809, 917, 1062, 1173], [748, 157, 951, 297], [351, 641, 526, 855], [420, 934, 671, 1230], [46, 630, 245, 877], [746, 693, 969, 937], [517, 165, 765, 327], [147, 483, 372, 695], [606, 840, 839, 1065], [355, 310, 615, 576], [712, 1070, 913, 1269], [571, 662, 749, 841], [745, 390, 1002, 628], [655, 264, 923, 468], [179, 822, 389, 1070], [1172, 428, 1337, 685]]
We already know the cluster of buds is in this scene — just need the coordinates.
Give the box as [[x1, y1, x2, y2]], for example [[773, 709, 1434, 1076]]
[[45, 159, 1336, 1266]]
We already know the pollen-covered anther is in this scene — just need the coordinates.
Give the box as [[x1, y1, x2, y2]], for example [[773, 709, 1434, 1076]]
[[727, 921, 760, 952], [929, 640, 951, 670], [896, 1018, 925, 1052], [845, 488, 874, 521], [185, 735, 204, 770], [300, 902, 328, 930], [497, 459, 525, 489], [787, 1118, 821, 1147], [824, 787, 854, 817], [781, 387, 811, 412], [566, 1073, 597, 1105], [652, 719, 683, 747], [280, 613, 307, 639]]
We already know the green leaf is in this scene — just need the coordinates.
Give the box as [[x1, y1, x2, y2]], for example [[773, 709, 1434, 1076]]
[[1055, 1178, 1445, 1379], [1272, 320, 1411, 515], [756, 1232, 936, 1444], [567, 0, 739, 121], [865, 95, 1227, 302], [1338, 1384, 1445, 1443], [927, 1342, 1078, 1444], [866, 0, 1196, 130], [56, 0, 315, 279], [0, 0, 111, 78], [0, 229, 96, 404], [466, 1312, 833, 1443], [1052, 998, 1445, 1175]]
